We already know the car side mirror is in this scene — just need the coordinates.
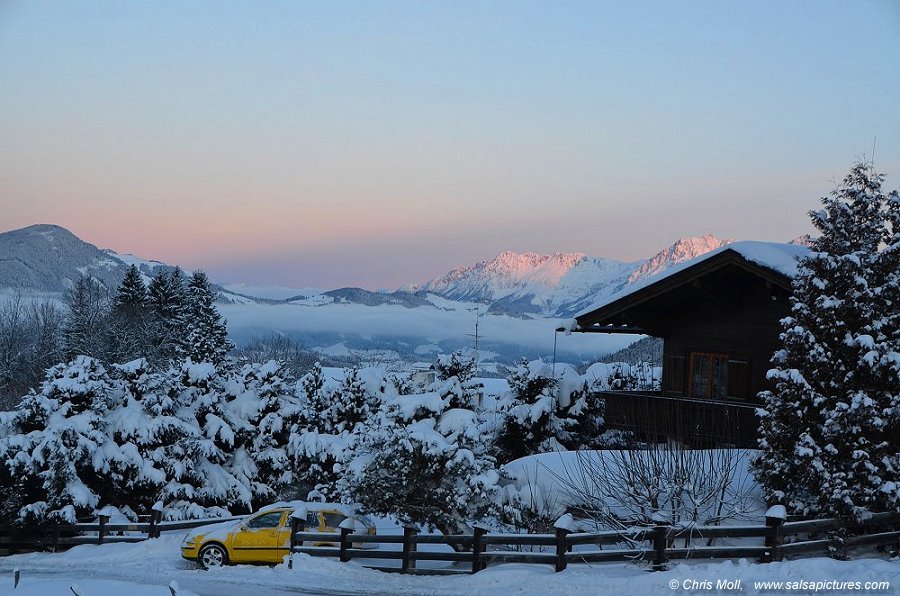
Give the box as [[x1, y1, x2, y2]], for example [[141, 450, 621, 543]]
[[239, 523, 248, 531]]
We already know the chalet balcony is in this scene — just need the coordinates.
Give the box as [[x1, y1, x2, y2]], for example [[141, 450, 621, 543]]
[[595, 390, 760, 449]]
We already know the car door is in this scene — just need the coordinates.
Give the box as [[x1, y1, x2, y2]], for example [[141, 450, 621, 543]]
[[274, 509, 316, 555], [230, 511, 286, 563]]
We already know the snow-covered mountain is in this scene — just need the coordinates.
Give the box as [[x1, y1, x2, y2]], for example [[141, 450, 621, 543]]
[[0, 224, 253, 304], [0, 224, 139, 293], [414, 235, 733, 317], [626, 234, 732, 284]]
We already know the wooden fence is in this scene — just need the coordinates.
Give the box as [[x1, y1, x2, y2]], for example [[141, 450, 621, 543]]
[[0, 514, 242, 554], [289, 511, 900, 575], [2, 510, 898, 576]]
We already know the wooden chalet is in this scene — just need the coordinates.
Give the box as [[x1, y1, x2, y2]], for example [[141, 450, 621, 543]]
[[571, 241, 809, 447]]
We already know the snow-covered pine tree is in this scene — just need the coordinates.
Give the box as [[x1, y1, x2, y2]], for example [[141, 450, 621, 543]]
[[104, 359, 173, 513], [335, 382, 510, 536], [63, 276, 109, 361], [147, 268, 189, 363], [431, 352, 481, 410], [184, 271, 233, 365], [286, 362, 346, 498], [172, 359, 253, 517], [755, 162, 900, 519], [565, 378, 606, 449], [0, 357, 119, 523], [108, 265, 151, 364], [330, 367, 378, 434], [224, 360, 297, 507], [492, 359, 573, 464]]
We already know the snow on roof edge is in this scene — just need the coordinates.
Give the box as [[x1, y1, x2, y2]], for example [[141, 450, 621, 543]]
[[573, 241, 810, 321]]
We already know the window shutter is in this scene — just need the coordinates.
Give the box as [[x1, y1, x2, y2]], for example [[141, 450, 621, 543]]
[[727, 360, 751, 400], [667, 356, 685, 395]]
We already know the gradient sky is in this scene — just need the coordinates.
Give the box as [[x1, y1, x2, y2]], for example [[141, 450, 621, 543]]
[[2, 1, 899, 289]]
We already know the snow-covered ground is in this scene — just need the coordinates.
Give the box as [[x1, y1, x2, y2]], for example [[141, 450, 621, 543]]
[[1, 532, 896, 595]]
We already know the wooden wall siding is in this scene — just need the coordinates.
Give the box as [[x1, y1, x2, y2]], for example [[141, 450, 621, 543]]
[[645, 267, 791, 403]]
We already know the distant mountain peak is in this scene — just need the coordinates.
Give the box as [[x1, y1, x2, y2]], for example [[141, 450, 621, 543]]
[[627, 234, 732, 284], [418, 250, 588, 304], [789, 234, 816, 248]]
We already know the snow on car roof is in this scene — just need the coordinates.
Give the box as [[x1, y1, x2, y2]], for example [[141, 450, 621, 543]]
[[256, 500, 361, 517]]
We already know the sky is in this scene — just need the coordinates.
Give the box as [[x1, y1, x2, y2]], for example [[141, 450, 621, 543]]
[[1, 1, 899, 290]]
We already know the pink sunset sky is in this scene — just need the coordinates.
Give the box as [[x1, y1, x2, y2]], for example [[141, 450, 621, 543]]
[[2, 1, 899, 289]]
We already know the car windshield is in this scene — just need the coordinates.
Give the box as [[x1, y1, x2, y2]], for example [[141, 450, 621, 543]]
[[246, 511, 283, 529]]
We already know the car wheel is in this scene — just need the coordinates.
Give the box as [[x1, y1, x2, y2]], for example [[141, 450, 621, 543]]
[[198, 544, 228, 569]]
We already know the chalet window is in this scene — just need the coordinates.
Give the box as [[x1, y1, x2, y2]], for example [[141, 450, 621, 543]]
[[689, 352, 729, 399]]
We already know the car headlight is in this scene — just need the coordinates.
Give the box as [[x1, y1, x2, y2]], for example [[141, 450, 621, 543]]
[[182, 534, 198, 547]]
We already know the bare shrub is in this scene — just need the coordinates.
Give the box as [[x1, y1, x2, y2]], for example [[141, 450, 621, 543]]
[[552, 445, 756, 535]]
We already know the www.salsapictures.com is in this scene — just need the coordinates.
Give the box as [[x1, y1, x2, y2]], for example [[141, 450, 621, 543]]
[[668, 578, 893, 592]]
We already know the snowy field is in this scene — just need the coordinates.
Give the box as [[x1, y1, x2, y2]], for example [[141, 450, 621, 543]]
[[1, 532, 897, 595]]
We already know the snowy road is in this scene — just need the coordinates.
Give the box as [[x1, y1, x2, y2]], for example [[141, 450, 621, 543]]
[[9, 569, 404, 596]]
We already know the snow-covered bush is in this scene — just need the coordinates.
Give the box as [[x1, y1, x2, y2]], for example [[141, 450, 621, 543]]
[[0, 354, 303, 524], [0, 357, 122, 523], [335, 358, 512, 535], [755, 162, 900, 520], [492, 360, 576, 464]]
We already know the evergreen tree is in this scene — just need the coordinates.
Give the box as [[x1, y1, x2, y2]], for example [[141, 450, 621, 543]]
[[63, 276, 109, 361], [431, 352, 481, 410], [174, 359, 253, 517], [330, 367, 378, 434], [147, 268, 188, 363], [108, 265, 151, 364], [493, 359, 573, 464], [287, 362, 344, 497], [224, 360, 297, 507], [755, 162, 900, 519], [184, 271, 233, 365], [335, 380, 510, 535], [0, 357, 120, 522]]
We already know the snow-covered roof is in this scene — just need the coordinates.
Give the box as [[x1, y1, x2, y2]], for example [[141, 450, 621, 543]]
[[574, 241, 810, 321]]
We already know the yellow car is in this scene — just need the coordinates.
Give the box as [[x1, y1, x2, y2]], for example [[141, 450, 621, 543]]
[[180, 502, 376, 569]]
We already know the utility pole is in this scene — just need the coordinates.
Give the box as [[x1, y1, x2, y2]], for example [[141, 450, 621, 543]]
[[467, 306, 481, 370]]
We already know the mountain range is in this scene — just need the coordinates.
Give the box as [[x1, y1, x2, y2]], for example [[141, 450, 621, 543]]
[[0, 224, 750, 368], [0, 224, 733, 319], [412, 234, 730, 317]]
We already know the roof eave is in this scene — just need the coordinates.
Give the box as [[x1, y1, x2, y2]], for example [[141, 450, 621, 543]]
[[573, 249, 793, 330]]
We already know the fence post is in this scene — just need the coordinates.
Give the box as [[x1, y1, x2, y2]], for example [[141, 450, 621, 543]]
[[98, 515, 109, 545], [339, 527, 352, 563], [764, 505, 786, 563], [651, 525, 668, 571], [472, 526, 487, 573], [149, 510, 162, 539], [288, 513, 307, 570], [401, 526, 418, 574], [150, 502, 164, 539], [555, 527, 571, 572]]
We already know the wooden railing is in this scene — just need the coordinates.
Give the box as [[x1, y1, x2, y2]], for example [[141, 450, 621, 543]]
[[289, 512, 900, 575], [0, 514, 242, 554], [596, 390, 760, 447]]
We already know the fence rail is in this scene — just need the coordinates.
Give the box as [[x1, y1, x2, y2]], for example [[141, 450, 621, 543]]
[[289, 511, 900, 575], [0, 514, 242, 554]]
